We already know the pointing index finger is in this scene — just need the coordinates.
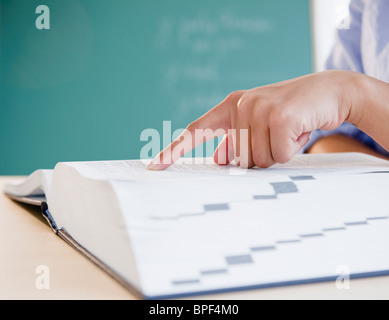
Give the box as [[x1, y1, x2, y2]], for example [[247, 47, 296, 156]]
[[148, 91, 244, 170]]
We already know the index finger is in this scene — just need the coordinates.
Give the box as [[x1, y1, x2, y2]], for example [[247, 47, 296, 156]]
[[148, 91, 245, 170]]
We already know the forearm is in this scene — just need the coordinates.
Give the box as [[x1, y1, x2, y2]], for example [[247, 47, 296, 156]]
[[347, 73, 389, 152]]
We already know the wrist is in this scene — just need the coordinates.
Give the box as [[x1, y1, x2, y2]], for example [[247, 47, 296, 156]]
[[342, 71, 389, 151], [341, 71, 370, 127]]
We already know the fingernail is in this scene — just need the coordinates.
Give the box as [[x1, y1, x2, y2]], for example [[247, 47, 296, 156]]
[[147, 161, 160, 171]]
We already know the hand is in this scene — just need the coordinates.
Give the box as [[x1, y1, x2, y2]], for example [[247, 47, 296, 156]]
[[148, 70, 370, 170]]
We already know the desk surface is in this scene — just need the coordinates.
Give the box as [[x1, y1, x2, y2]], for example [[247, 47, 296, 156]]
[[1, 176, 389, 300]]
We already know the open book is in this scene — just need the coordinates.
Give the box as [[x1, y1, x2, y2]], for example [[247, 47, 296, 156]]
[[5, 153, 389, 299]]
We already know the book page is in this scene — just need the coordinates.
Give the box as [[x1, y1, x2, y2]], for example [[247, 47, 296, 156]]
[[58, 152, 389, 182], [61, 153, 389, 221], [4, 170, 53, 198], [57, 153, 389, 298], [109, 154, 389, 297]]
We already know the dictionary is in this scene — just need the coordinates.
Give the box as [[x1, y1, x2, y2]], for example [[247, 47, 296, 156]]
[[4, 153, 389, 299]]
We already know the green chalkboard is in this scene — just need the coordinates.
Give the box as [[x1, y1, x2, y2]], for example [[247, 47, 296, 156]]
[[0, 0, 312, 175]]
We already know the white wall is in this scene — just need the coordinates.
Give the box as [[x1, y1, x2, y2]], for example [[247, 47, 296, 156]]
[[311, 0, 351, 72]]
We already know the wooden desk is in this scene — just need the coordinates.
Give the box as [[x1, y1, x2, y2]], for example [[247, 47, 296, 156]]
[[1, 176, 389, 300]]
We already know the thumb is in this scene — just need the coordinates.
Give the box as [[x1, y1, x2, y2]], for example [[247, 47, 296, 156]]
[[284, 132, 311, 162]]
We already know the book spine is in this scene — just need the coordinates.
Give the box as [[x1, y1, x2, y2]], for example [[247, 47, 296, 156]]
[[39, 202, 144, 298], [41, 202, 58, 234]]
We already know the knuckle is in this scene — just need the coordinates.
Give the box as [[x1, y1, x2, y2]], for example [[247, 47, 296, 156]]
[[237, 93, 256, 113], [268, 112, 280, 131], [226, 90, 245, 103], [252, 151, 273, 169], [272, 152, 290, 164], [279, 107, 294, 125], [186, 120, 201, 134], [268, 105, 292, 129], [271, 142, 293, 164]]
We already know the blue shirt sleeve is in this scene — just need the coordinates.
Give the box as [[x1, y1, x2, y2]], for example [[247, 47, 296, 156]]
[[300, 0, 389, 156], [325, 0, 364, 72]]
